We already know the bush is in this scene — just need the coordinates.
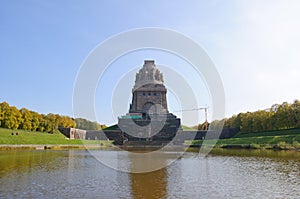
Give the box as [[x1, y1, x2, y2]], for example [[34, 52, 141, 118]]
[[250, 143, 260, 149], [292, 141, 300, 149]]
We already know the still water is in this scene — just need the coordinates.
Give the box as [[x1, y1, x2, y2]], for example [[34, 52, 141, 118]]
[[0, 148, 299, 199]]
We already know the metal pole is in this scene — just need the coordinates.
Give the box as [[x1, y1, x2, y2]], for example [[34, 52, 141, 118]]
[[205, 107, 208, 131]]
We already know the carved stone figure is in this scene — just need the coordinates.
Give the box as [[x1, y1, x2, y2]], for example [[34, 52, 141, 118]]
[[130, 60, 168, 114]]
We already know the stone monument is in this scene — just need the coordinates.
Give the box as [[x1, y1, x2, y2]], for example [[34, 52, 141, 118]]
[[59, 60, 239, 145], [130, 60, 168, 115], [118, 60, 181, 145]]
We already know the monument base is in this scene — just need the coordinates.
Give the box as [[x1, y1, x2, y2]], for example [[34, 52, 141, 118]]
[[118, 113, 181, 145]]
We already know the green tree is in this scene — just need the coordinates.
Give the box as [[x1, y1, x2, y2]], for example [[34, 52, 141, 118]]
[[199, 100, 300, 134], [209, 119, 225, 130], [252, 110, 268, 132], [226, 113, 242, 129], [44, 113, 58, 133], [74, 118, 104, 130], [291, 100, 300, 127], [19, 108, 33, 130], [240, 112, 254, 132], [275, 102, 293, 129], [264, 110, 275, 131]]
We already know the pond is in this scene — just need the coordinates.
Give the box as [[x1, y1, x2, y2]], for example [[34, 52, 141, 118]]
[[0, 148, 299, 198]]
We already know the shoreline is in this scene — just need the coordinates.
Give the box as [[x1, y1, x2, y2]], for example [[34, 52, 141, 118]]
[[0, 144, 114, 151], [1, 143, 299, 152], [186, 143, 300, 152]]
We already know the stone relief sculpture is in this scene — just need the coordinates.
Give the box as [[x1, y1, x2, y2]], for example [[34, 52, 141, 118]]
[[134, 60, 164, 90]]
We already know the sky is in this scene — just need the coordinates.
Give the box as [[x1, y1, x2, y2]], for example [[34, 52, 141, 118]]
[[1, 0, 300, 126]]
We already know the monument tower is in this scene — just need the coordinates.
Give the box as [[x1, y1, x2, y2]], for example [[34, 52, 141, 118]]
[[130, 60, 168, 116], [118, 60, 181, 145]]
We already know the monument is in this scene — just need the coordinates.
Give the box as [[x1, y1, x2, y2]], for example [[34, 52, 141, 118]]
[[59, 60, 239, 145], [130, 60, 167, 114], [117, 60, 181, 145]]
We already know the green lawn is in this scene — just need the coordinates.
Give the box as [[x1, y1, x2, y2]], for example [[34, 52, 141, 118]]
[[234, 128, 300, 138], [102, 124, 118, 130], [218, 134, 300, 145], [185, 129, 300, 150], [0, 127, 111, 145], [181, 125, 197, 130]]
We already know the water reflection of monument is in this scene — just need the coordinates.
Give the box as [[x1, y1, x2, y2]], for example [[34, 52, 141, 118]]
[[130, 168, 167, 199], [128, 151, 169, 199], [118, 60, 181, 145]]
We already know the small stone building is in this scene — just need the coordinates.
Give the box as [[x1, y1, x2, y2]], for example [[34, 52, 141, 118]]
[[58, 127, 86, 139]]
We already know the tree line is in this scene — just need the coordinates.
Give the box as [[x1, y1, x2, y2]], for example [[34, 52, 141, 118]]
[[74, 118, 106, 130], [197, 100, 300, 133], [0, 101, 106, 132]]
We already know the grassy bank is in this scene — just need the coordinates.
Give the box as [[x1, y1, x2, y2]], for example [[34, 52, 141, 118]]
[[185, 128, 300, 150], [0, 127, 112, 147], [2, 127, 300, 151], [233, 128, 300, 138]]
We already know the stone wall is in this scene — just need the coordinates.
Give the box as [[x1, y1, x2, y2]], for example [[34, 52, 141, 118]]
[[173, 128, 240, 145], [130, 85, 168, 114], [85, 130, 108, 140], [58, 127, 239, 145]]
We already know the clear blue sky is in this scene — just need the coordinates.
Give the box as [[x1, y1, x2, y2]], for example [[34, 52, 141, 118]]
[[1, 0, 300, 126]]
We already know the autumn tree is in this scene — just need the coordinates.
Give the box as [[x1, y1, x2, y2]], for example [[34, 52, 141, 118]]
[[0, 101, 98, 132], [1, 105, 22, 130], [0, 102, 9, 126], [30, 111, 40, 131], [19, 108, 33, 131], [36, 114, 46, 132], [204, 100, 300, 134], [43, 113, 58, 133], [57, 116, 76, 128]]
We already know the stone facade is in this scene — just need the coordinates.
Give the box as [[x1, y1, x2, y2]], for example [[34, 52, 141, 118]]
[[58, 126, 240, 145], [130, 60, 168, 115], [58, 127, 86, 139], [118, 60, 181, 145]]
